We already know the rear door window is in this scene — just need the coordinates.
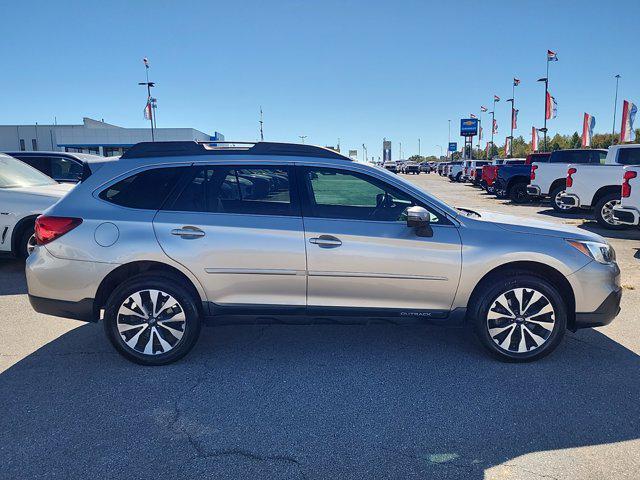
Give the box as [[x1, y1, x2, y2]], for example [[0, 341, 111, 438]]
[[170, 166, 298, 216], [99, 167, 184, 209], [49, 157, 83, 181]]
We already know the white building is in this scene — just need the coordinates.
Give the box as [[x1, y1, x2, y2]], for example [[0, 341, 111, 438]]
[[0, 117, 224, 157]]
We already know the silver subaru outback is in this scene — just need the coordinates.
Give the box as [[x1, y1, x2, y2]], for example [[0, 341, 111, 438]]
[[26, 141, 621, 365]]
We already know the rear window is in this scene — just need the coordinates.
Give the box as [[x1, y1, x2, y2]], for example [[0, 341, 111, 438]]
[[99, 167, 183, 209], [550, 150, 606, 164], [617, 148, 640, 166]]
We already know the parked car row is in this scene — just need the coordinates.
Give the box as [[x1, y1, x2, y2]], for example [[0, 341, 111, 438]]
[[436, 145, 640, 231], [385, 160, 434, 174], [15, 140, 622, 365]]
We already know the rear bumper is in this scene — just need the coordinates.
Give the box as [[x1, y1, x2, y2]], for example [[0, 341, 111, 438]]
[[559, 193, 580, 208], [574, 288, 622, 329], [612, 205, 640, 226], [28, 295, 96, 322], [527, 185, 542, 196]]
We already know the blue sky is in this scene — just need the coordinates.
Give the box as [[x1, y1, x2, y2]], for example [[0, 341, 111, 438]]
[[1, 0, 639, 159]]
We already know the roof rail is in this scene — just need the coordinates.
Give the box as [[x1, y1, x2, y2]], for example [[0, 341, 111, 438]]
[[120, 141, 351, 161]]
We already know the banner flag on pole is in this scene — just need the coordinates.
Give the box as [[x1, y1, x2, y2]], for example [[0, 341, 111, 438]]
[[512, 109, 519, 130], [532, 127, 539, 152], [492, 118, 498, 135], [582, 113, 596, 147], [546, 92, 557, 120], [620, 100, 637, 143], [505, 137, 511, 155], [144, 97, 152, 120]]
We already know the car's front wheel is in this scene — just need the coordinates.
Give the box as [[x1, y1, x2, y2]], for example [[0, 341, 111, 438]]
[[550, 185, 576, 213], [103, 274, 202, 365], [470, 272, 567, 362]]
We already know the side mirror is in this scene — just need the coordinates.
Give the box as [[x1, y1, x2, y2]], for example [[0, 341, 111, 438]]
[[406, 206, 433, 237]]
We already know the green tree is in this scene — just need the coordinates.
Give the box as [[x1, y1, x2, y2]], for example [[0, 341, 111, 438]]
[[568, 132, 582, 149]]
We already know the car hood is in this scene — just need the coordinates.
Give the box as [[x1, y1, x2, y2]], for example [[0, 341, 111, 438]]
[[470, 210, 604, 242], [8, 182, 75, 198]]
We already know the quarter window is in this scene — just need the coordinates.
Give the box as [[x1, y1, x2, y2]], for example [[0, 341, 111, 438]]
[[617, 148, 640, 165], [170, 166, 296, 216], [99, 167, 183, 210], [301, 167, 441, 222]]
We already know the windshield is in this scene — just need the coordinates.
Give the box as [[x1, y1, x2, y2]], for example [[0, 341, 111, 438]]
[[0, 155, 57, 188]]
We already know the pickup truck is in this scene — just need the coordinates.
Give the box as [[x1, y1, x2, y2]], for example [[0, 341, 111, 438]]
[[404, 162, 421, 174], [493, 153, 551, 203], [613, 165, 640, 227], [448, 161, 464, 181], [469, 160, 490, 185], [559, 145, 640, 228], [527, 149, 607, 212], [481, 159, 524, 192]]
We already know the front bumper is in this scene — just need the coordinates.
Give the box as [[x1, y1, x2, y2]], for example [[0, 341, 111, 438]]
[[559, 193, 580, 208], [612, 205, 640, 226], [527, 185, 542, 196], [575, 288, 622, 329]]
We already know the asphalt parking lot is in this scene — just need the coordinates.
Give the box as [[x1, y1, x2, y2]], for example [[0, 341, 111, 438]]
[[1, 173, 639, 480]]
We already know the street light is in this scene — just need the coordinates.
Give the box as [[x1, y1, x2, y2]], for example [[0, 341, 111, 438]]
[[299, 135, 307, 144], [613, 74, 621, 139]]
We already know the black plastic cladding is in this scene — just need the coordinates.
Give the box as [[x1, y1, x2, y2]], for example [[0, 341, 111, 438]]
[[120, 141, 352, 161]]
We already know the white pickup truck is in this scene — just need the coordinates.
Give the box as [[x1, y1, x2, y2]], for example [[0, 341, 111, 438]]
[[613, 165, 640, 227], [526, 149, 607, 212], [559, 145, 640, 228]]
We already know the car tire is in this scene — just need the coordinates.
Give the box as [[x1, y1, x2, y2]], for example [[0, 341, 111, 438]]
[[103, 273, 202, 365], [594, 192, 629, 230], [509, 182, 530, 204], [550, 185, 576, 213], [18, 226, 35, 258], [469, 271, 567, 362], [455, 172, 462, 182]]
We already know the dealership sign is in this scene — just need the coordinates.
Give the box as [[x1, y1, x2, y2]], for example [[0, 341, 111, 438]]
[[460, 118, 479, 137], [448, 142, 457, 152]]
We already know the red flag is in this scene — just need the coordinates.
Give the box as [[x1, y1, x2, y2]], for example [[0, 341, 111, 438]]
[[144, 97, 153, 120], [545, 92, 553, 120], [531, 127, 538, 152]]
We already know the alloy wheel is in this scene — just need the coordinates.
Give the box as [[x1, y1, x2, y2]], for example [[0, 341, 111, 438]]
[[26, 234, 37, 255], [486, 288, 556, 354], [554, 190, 572, 211], [117, 289, 186, 355], [601, 199, 622, 226]]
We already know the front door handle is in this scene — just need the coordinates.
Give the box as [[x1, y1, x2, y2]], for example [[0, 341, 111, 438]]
[[309, 235, 342, 248], [171, 226, 206, 239]]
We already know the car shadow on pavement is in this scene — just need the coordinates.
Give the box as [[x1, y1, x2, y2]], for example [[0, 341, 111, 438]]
[[578, 222, 640, 241], [1, 319, 639, 479], [0, 258, 27, 295]]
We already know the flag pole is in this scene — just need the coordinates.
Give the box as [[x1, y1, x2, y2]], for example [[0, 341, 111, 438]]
[[612, 75, 621, 140], [139, 58, 155, 142], [511, 81, 516, 157]]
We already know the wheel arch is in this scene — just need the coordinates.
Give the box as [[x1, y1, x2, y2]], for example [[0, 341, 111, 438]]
[[11, 214, 38, 255], [94, 261, 206, 320], [592, 185, 620, 207], [506, 176, 530, 193], [467, 261, 576, 330], [549, 178, 566, 195]]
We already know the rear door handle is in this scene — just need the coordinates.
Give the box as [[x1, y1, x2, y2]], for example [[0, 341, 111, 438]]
[[309, 235, 342, 248], [171, 226, 206, 238]]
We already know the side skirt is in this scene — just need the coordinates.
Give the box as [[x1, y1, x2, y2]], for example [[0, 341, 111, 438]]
[[203, 302, 467, 327]]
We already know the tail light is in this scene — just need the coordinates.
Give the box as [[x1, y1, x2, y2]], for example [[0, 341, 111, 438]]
[[530, 165, 538, 180], [622, 170, 638, 198], [35, 216, 83, 246], [566, 167, 577, 188], [464, 167, 468, 174]]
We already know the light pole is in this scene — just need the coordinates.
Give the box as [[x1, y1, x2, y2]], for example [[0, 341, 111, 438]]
[[448, 120, 451, 159], [138, 57, 155, 141], [418, 138, 421, 157], [299, 135, 307, 144], [506, 98, 514, 158], [362, 144, 368, 163], [612, 74, 621, 139]]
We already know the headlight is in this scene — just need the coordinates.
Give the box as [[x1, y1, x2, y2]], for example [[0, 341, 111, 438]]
[[566, 240, 616, 264]]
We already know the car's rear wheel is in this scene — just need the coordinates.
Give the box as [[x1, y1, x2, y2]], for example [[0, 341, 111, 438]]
[[18, 226, 35, 258], [103, 274, 202, 365], [509, 182, 530, 204], [594, 192, 628, 230], [470, 272, 567, 362], [550, 185, 576, 213]]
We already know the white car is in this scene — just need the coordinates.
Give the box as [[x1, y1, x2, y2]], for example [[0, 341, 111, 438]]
[[0, 154, 75, 257], [613, 165, 640, 227], [559, 144, 640, 228], [448, 161, 464, 181], [527, 149, 607, 211]]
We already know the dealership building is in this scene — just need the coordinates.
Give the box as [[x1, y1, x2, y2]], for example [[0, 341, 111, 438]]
[[0, 117, 224, 156]]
